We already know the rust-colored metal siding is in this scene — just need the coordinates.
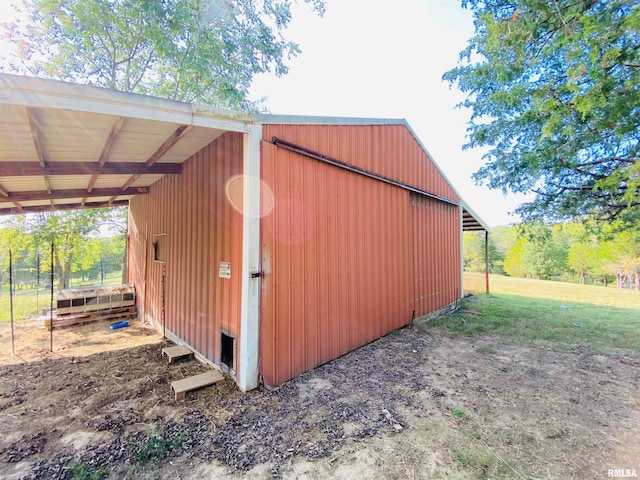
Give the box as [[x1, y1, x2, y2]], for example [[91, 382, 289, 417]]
[[259, 124, 462, 387], [263, 124, 459, 202], [128, 132, 244, 365], [411, 193, 461, 317], [260, 140, 412, 387]]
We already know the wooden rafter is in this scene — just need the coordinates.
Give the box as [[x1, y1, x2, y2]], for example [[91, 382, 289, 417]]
[[98, 117, 125, 167], [146, 125, 192, 167], [0, 200, 129, 216], [0, 162, 182, 176], [1, 187, 149, 202], [87, 116, 126, 193], [108, 175, 141, 204], [26, 108, 46, 168], [116, 124, 191, 204], [0, 180, 24, 211], [26, 107, 53, 194]]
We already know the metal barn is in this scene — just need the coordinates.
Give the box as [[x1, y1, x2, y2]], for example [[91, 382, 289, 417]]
[[0, 74, 488, 391]]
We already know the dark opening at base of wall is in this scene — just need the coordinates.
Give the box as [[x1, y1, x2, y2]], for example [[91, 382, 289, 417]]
[[220, 331, 235, 372]]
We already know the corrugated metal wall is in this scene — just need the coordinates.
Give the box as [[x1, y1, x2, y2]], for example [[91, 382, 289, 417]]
[[128, 132, 244, 365], [260, 124, 462, 387], [411, 193, 461, 317], [264, 124, 459, 202]]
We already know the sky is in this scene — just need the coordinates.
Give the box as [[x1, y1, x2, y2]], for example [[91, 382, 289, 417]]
[[0, 0, 530, 228], [247, 0, 531, 228]]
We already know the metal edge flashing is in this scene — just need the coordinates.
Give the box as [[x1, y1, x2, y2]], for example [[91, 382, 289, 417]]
[[0, 73, 250, 132]]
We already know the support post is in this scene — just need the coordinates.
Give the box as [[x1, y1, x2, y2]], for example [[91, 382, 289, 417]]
[[238, 124, 262, 391], [485, 230, 490, 294], [459, 205, 464, 298], [50, 240, 54, 352], [9, 249, 15, 355]]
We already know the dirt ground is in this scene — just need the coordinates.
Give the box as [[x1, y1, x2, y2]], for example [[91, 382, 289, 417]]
[[0, 313, 638, 479]]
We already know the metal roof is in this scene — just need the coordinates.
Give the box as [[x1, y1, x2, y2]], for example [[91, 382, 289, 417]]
[[0, 73, 249, 215], [0, 73, 488, 230]]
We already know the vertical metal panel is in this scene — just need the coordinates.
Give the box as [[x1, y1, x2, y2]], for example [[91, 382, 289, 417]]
[[264, 124, 459, 203], [410, 193, 461, 317], [129, 132, 244, 365], [260, 133, 413, 387]]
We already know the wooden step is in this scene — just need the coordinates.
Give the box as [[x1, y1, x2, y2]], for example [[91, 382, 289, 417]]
[[171, 370, 225, 400], [162, 345, 194, 363]]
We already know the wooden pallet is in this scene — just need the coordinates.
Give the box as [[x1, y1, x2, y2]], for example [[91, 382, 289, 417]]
[[44, 306, 137, 330], [171, 370, 225, 400]]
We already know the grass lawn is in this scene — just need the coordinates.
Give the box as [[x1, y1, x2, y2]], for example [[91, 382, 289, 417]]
[[0, 271, 125, 322], [423, 272, 640, 356]]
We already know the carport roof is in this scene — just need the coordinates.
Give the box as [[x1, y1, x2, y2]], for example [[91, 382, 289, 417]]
[[0, 73, 250, 215], [0, 73, 488, 231]]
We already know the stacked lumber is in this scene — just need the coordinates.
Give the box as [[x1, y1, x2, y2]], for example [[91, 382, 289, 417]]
[[43, 305, 137, 330]]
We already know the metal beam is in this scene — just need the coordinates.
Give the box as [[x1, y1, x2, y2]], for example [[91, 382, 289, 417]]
[[0, 161, 182, 176], [2, 187, 148, 202]]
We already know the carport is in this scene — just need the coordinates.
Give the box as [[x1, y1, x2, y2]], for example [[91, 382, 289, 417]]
[[0, 73, 263, 391], [0, 73, 253, 214]]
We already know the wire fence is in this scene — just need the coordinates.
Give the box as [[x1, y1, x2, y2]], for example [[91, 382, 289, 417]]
[[1, 247, 125, 323]]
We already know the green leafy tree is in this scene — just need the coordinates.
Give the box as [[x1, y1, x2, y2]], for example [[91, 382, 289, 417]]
[[0, 226, 31, 298], [11, 209, 111, 289], [567, 240, 597, 284], [503, 236, 527, 278], [463, 231, 502, 273], [502, 222, 569, 280], [601, 229, 640, 290], [3, 0, 325, 110], [445, 1, 640, 221]]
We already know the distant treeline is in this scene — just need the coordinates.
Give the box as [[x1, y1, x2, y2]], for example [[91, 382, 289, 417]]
[[464, 221, 640, 290]]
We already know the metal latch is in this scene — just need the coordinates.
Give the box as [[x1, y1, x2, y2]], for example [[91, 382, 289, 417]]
[[251, 271, 263, 278]]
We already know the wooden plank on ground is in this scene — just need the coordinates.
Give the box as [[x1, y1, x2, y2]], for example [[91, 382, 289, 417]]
[[171, 370, 224, 400], [162, 345, 194, 363]]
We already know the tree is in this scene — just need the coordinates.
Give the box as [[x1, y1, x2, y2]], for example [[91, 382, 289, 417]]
[[600, 229, 640, 290], [503, 236, 527, 278], [3, 0, 325, 110], [0, 226, 31, 298], [11, 209, 111, 289], [445, 1, 640, 222], [463, 231, 502, 273]]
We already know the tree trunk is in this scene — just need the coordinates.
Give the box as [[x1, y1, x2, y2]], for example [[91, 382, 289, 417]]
[[580, 270, 585, 284], [55, 253, 72, 289]]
